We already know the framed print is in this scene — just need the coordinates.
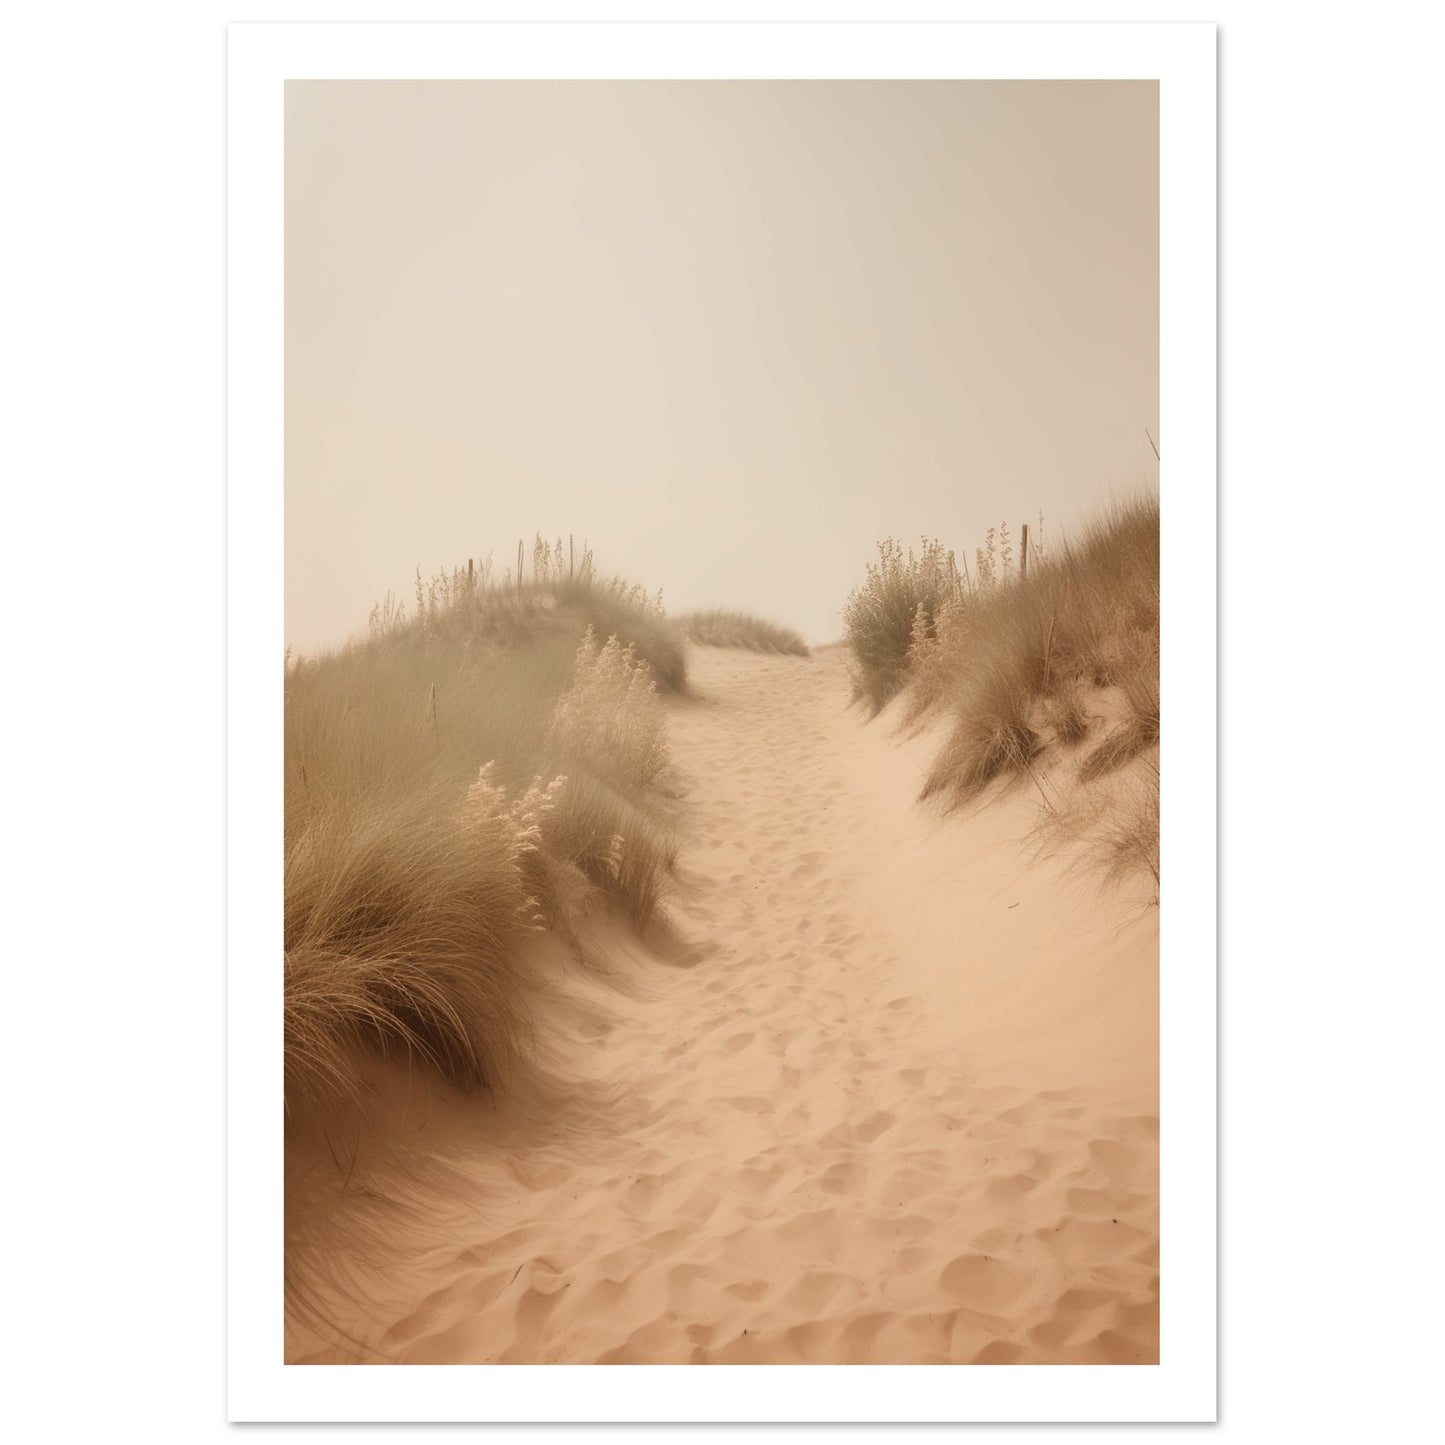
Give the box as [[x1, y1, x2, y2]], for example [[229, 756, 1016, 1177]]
[[228, 19, 1216, 1423]]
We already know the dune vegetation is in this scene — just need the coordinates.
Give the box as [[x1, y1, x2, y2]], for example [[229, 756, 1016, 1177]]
[[285, 501, 1160, 1130], [286, 520, 1162, 1364], [284, 537, 687, 1118], [677, 609, 810, 656], [842, 495, 1160, 891]]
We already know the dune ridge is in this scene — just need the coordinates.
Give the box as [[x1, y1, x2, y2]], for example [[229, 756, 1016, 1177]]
[[286, 646, 1158, 1366]]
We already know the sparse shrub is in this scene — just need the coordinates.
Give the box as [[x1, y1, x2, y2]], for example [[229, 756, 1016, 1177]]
[[548, 628, 670, 792], [460, 763, 569, 930], [841, 537, 965, 710]]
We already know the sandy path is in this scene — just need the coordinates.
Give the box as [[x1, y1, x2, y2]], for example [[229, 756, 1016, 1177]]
[[287, 647, 1158, 1365]]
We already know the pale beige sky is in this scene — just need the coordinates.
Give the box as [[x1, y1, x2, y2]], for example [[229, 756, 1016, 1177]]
[[286, 80, 1157, 650]]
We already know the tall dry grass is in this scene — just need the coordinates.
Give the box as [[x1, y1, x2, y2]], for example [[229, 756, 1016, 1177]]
[[285, 542, 684, 1117], [843, 497, 1159, 887], [677, 609, 810, 656], [840, 537, 966, 710]]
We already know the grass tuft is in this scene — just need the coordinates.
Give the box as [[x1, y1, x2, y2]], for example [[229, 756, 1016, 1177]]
[[285, 542, 681, 1115], [920, 714, 1039, 803], [677, 610, 810, 656], [843, 495, 1159, 888]]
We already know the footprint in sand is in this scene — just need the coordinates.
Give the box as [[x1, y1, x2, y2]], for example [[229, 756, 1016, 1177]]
[[979, 1171, 1040, 1205], [724, 1277, 772, 1303], [1084, 1138, 1153, 1188], [940, 1253, 1037, 1313], [854, 1111, 896, 1144], [725, 1095, 771, 1114], [820, 1160, 865, 1194], [791, 851, 825, 879]]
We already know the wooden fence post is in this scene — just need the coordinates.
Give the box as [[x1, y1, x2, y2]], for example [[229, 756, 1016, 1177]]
[[1020, 524, 1029, 581]]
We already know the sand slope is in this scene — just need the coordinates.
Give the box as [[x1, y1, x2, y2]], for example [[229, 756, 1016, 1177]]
[[286, 647, 1158, 1365]]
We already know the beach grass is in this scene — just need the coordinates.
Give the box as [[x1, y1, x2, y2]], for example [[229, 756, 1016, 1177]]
[[843, 495, 1160, 886], [677, 609, 811, 656], [284, 545, 682, 1116]]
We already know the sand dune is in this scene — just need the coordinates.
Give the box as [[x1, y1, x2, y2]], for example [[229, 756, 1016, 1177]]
[[286, 645, 1158, 1365]]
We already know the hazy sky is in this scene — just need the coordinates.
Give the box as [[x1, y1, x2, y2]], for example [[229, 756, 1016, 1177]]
[[286, 80, 1157, 650]]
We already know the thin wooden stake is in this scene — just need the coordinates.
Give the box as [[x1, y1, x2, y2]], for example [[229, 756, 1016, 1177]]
[[1020, 523, 1030, 581]]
